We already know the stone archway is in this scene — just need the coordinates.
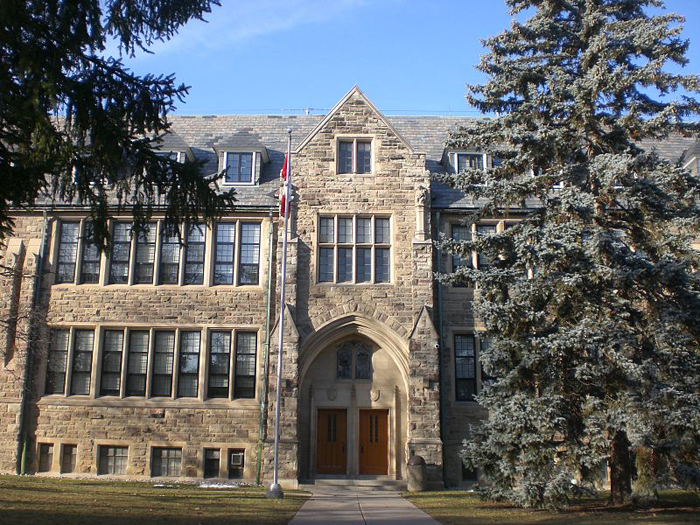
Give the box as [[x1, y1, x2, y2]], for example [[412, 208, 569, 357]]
[[297, 315, 409, 481]]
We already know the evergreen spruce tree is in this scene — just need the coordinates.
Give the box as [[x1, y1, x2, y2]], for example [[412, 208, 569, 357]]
[[1, 1, 232, 247], [442, 0, 700, 508]]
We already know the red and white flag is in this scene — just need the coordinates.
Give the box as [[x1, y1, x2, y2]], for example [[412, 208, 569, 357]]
[[280, 153, 290, 217]]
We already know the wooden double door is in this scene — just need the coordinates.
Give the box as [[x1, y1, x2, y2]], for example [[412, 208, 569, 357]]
[[316, 409, 388, 475]]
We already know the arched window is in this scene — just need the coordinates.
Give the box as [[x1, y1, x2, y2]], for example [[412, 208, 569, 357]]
[[336, 341, 372, 380]]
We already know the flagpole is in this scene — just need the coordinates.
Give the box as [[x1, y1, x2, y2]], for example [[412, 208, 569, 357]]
[[267, 129, 292, 499]]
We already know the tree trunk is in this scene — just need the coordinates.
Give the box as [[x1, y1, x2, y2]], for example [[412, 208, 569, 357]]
[[609, 430, 632, 505], [632, 446, 659, 505]]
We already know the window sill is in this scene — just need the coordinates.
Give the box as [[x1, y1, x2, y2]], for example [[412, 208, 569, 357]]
[[315, 282, 393, 287], [38, 396, 259, 408], [220, 181, 257, 187]]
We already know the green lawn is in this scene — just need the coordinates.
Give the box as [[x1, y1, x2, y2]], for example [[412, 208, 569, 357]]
[[0, 475, 309, 525], [405, 490, 700, 525]]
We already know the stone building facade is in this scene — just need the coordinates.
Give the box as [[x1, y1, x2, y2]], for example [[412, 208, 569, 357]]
[[1, 87, 698, 488]]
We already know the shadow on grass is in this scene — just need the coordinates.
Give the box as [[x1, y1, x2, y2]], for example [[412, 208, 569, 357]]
[[405, 490, 700, 525]]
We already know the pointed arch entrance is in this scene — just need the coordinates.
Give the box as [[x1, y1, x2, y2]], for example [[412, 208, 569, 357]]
[[298, 314, 409, 480]]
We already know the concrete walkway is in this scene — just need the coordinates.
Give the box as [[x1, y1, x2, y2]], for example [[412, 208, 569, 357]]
[[290, 483, 440, 525]]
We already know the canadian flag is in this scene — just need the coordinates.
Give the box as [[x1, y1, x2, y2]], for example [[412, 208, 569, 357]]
[[280, 153, 290, 217]]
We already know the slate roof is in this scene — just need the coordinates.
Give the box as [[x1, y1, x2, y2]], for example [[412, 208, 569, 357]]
[[163, 114, 698, 210]]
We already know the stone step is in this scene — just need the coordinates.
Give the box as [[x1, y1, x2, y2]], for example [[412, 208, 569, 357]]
[[300, 477, 407, 491]]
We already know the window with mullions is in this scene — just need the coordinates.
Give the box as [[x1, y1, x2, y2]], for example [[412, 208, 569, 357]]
[[100, 330, 123, 396], [476, 225, 497, 269], [208, 331, 231, 398], [159, 225, 181, 284], [134, 223, 157, 284], [336, 340, 372, 380], [238, 223, 260, 285], [38, 444, 53, 472], [46, 330, 69, 394], [156, 150, 187, 163], [151, 331, 175, 397], [184, 225, 206, 285], [456, 153, 484, 172], [80, 223, 100, 283], [480, 337, 496, 386], [61, 444, 77, 474], [318, 216, 391, 284], [152, 447, 182, 477], [98, 446, 127, 475], [234, 332, 256, 399], [214, 223, 236, 285], [126, 331, 149, 396], [451, 224, 473, 288], [56, 222, 79, 283], [178, 332, 201, 397], [455, 334, 476, 401], [338, 139, 372, 174], [224, 152, 253, 184], [109, 222, 132, 284], [204, 449, 220, 478], [70, 330, 94, 395]]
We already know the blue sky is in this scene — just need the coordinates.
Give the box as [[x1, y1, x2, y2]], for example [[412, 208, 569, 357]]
[[117, 0, 700, 116]]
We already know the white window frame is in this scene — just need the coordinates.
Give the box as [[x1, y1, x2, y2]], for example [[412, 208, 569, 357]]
[[453, 152, 487, 173], [222, 151, 257, 186]]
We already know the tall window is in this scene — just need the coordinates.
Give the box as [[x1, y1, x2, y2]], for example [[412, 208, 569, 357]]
[[134, 223, 157, 284], [208, 331, 231, 398], [152, 448, 182, 477], [480, 337, 495, 386], [184, 225, 205, 285], [238, 223, 260, 285], [204, 449, 220, 478], [234, 332, 256, 399], [224, 152, 253, 184], [46, 330, 69, 394], [151, 331, 175, 397], [178, 331, 201, 397], [98, 446, 127, 475], [318, 216, 390, 284], [338, 139, 371, 174], [61, 444, 77, 474], [159, 225, 181, 284], [126, 331, 149, 396], [80, 223, 101, 283], [455, 334, 476, 401], [100, 330, 123, 396], [214, 223, 236, 285], [456, 153, 484, 172], [56, 222, 79, 283], [451, 225, 472, 271], [70, 330, 94, 395], [476, 224, 497, 269], [38, 444, 53, 472], [109, 222, 132, 284]]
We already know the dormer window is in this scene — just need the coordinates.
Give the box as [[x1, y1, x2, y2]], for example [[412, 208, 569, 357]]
[[224, 152, 254, 184], [156, 150, 188, 163], [338, 139, 372, 174], [456, 153, 485, 172], [216, 147, 267, 186]]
